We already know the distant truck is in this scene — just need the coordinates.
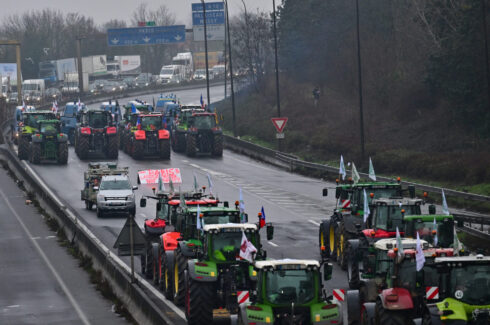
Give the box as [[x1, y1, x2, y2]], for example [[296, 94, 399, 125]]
[[39, 58, 77, 85], [114, 55, 141, 76], [106, 61, 120, 78], [159, 65, 183, 84], [172, 52, 193, 81], [61, 72, 89, 95], [81, 55, 108, 78], [22, 79, 45, 104]]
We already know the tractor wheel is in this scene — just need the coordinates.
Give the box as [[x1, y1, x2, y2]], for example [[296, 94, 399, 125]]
[[132, 140, 144, 159], [173, 248, 187, 306], [58, 142, 68, 164], [18, 136, 29, 160], [337, 222, 348, 270], [159, 139, 171, 160], [186, 135, 196, 157], [106, 136, 119, 159], [124, 134, 132, 154], [77, 135, 89, 160], [161, 250, 174, 299], [375, 300, 412, 325], [30, 143, 41, 164], [212, 134, 223, 157], [186, 277, 214, 325], [172, 132, 185, 152], [347, 243, 361, 289], [346, 290, 361, 325]]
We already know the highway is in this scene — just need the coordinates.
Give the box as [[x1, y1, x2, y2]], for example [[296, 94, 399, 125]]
[[13, 84, 347, 321], [0, 169, 129, 324]]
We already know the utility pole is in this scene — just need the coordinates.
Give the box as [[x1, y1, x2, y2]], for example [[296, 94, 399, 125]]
[[224, 7, 227, 100], [202, 0, 211, 108], [272, 0, 282, 150], [355, 0, 366, 161], [481, 0, 490, 111], [76, 37, 84, 96], [225, 0, 237, 137]]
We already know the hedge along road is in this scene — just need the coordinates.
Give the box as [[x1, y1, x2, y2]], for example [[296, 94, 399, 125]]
[[17, 84, 360, 319]]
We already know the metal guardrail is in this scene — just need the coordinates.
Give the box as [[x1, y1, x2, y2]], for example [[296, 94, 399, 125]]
[[224, 135, 490, 203]]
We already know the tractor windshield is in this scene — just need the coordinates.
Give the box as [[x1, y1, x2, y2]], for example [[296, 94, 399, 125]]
[[448, 265, 490, 305], [211, 230, 253, 262], [265, 269, 316, 305], [26, 114, 55, 128], [201, 211, 241, 226], [375, 205, 421, 231], [88, 112, 110, 128], [409, 219, 453, 247], [141, 116, 162, 130], [192, 115, 216, 129], [40, 123, 58, 135]]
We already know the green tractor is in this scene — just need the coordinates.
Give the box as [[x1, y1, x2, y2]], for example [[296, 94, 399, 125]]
[[184, 223, 273, 324], [171, 111, 223, 157], [404, 214, 460, 249], [119, 100, 154, 151], [17, 110, 56, 160], [423, 255, 490, 324], [319, 180, 413, 269], [239, 259, 341, 325], [28, 120, 68, 164], [81, 162, 129, 210], [74, 108, 119, 159]]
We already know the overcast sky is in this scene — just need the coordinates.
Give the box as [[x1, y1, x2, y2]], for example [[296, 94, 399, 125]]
[[0, 0, 272, 27]]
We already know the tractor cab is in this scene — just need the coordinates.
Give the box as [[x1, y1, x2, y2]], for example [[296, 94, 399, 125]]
[[404, 214, 456, 248], [37, 119, 61, 135], [80, 109, 114, 129], [100, 101, 121, 123], [241, 259, 340, 325], [425, 255, 490, 324], [363, 197, 423, 238]]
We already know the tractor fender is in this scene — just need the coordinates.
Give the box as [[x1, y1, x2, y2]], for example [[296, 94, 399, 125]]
[[378, 288, 414, 311], [347, 239, 360, 261], [31, 135, 43, 143], [362, 302, 376, 324], [177, 241, 197, 258], [187, 259, 217, 282], [346, 290, 361, 323], [161, 232, 180, 251], [57, 134, 68, 142], [158, 129, 170, 139]]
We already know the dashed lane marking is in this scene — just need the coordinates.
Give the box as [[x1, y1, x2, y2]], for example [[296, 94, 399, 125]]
[[308, 220, 321, 226], [268, 242, 279, 247]]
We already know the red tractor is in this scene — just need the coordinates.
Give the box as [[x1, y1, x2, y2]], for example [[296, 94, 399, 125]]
[[126, 113, 170, 159], [346, 238, 454, 325]]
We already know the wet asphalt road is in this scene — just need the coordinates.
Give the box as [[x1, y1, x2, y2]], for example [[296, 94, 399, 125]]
[[0, 169, 129, 324]]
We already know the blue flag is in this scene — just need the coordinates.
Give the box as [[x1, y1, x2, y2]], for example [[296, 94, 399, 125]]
[[131, 103, 137, 113], [136, 116, 141, 128], [260, 206, 266, 228], [200, 94, 204, 109]]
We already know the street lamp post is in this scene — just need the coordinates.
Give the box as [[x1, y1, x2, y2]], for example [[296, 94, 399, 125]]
[[224, 0, 237, 137], [272, 0, 282, 150], [202, 0, 211, 108]]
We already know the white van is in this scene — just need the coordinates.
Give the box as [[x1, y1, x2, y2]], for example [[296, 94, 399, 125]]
[[159, 65, 182, 84]]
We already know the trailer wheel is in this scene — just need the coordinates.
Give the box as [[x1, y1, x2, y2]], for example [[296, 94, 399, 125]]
[[186, 278, 214, 325]]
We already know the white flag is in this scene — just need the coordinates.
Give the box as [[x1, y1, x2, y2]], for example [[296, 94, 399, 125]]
[[369, 157, 376, 181], [239, 231, 257, 263], [453, 226, 462, 253], [207, 173, 214, 195], [239, 188, 245, 222], [363, 189, 370, 223], [433, 217, 438, 247], [158, 173, 165, 192], [339, 155, 346, 180], [415, 232, 426, 271], [352, 163, 360, 184], [193, 172, 199, 192], [196, 204, 202, 230], [396, 227, 404, 257], [169, 177, 175, 194], [441, 189, 449, 215]]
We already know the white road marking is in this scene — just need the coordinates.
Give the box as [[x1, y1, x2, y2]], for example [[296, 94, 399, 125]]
[[268, 242, 279, 247], [45, 235, 57, 239], [6, 305, 20, 308], [31, 236, 41, 240], [308, 220, 321, 226], [0, 188, 91, 325]]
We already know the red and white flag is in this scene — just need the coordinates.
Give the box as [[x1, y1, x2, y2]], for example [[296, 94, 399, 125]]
[[239, 231, 257, 263]]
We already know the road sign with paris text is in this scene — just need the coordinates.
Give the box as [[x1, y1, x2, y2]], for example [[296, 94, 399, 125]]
[[271, 117, 288, 133]]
